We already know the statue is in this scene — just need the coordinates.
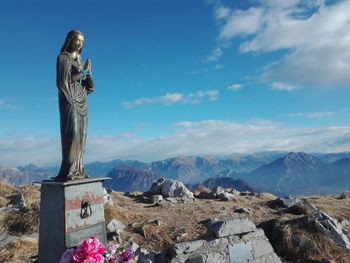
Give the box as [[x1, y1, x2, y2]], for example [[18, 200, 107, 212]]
[[54, 30, 94, 181]]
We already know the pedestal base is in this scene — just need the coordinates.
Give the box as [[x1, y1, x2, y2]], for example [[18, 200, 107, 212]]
[[38, 177, 109, 263]]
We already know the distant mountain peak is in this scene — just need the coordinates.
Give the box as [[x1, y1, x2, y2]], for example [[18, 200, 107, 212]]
[[283, 152, 320, 166]]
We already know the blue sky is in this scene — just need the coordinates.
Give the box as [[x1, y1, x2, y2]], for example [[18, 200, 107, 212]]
[[1, 0, 350, 166]]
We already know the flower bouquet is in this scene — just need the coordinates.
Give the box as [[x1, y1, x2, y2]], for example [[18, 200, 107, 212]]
[[60, 236, 135, 263]]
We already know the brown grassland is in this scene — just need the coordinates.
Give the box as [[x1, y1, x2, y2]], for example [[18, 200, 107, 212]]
[[0, 182, 349, 263]]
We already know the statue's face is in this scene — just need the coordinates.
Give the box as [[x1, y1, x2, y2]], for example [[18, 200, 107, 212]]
[[69, 34, 85, 52]]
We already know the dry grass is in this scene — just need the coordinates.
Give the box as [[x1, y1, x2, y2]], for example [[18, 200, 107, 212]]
[[0, 235, 38, 263], [303, 195, 350, 232], [1, 202, 40, 234], [0, 182, 17, 207], [0, 183, 349, 262], [21, 184, 41, 207], [105, 192, 285, 252], [260, 216, 350, 263]]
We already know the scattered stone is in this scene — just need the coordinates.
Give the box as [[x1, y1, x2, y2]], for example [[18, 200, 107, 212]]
[[147, 219, 161, 226], [339, 191, 350, 200], [151, 195, 163, 204], [228, 189, 241, 196], [314, 210, 350, 252], [240, 191, 255, 196], [130, 241, 140, 253], [234, 207, 252, 215], [284, 203, 307, 215], [165, 197, 178, 204], [257, 192, 278, 200], [141, 195, 152, 203], [341, 219, 349, 228], [11, 191, 26, 210], [206, 218, 257, 238], [195, 191, 216, 199], [103, 188, 113, 207], [173, 240, 207, 255], [212, 186, 225, 196], [168, 218, 281, 263], [136, 248, 157, 263], [134, 225, 147, 239], [106, 219, 126, 234], [277, 196, 301, 208], [0, 232, 17, 247], [147, 177, 194, 199], [176, 233, 189, 241], [218, 192, 236, 201], [125, 191, 143, 197], [229, 242, 254, 262]]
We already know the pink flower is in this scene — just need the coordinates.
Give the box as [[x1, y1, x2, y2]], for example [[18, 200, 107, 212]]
[[71, 247, 86, 263], [108, 255, 116, 263], [83, 253, 105, 263], [108, 243, 121, 255], [59, 248, 75, 263], [81, 236, 105, 255]]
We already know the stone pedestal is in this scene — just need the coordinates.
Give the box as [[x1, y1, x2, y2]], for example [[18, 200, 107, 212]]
[[38, 177, 109, 263]]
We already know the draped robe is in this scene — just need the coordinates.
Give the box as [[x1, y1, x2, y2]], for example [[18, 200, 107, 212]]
[[56, 52, 89, 180]]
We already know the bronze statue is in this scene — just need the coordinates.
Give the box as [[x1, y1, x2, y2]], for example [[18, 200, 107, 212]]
[[54, 30, 94, 181]]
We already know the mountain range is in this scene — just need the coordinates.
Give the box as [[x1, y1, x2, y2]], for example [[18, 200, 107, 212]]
[[1, 151, 349, 196]]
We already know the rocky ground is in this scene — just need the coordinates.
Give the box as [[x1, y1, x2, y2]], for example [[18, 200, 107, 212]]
[[0, 181, 349, 262]]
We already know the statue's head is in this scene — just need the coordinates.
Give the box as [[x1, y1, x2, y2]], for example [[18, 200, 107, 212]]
[[60, 30, 85, 54]]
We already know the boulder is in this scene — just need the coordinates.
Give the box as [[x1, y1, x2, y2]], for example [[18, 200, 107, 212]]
[[218, 192, 236, 201], [103, 188, 113, 207], [151, 195, 163, 204], [240, 191, 255, 196], [195, 191, 216, 199], [11, 191, 26, 211], [314, 210, 350, 253], [206, 218, 257, 238], [147, 178, 194, 199], [106, 219, 126, 234], [212, 186, 225, 196], [167, 218, 281, 263], [234, 207, 253, 214], [277, 196, 301, 208]]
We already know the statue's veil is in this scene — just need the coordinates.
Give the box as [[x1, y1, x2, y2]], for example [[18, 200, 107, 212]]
[[60, 30, 84, 54]]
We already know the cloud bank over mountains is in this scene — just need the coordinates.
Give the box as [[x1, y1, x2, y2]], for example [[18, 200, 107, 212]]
[[1, 119, 349, 166]]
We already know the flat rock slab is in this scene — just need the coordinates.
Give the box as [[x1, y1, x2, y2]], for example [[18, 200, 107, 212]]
[[106, 219, 126, 233], [173, 240, 207, 255], [207, 218, 257, 238], [229, 242, 254, 263]]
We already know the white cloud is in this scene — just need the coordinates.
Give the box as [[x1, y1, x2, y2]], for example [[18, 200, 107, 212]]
[[271, 82, 299, 91], [214, 6, 231, 20], [122, 90, 219, 108], [213, 64, 223, 70], [205, 47, 223, 62], [288, 111, 334, 118], [218, 7, 264, 40], [212, 0, 350, 87], [1, 120, 350, 166], [227, 84, 243, 91], [0, 99, 18, 110]]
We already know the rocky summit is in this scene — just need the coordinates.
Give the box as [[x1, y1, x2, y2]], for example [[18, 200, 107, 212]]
[[1, 180, 350, 262]]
